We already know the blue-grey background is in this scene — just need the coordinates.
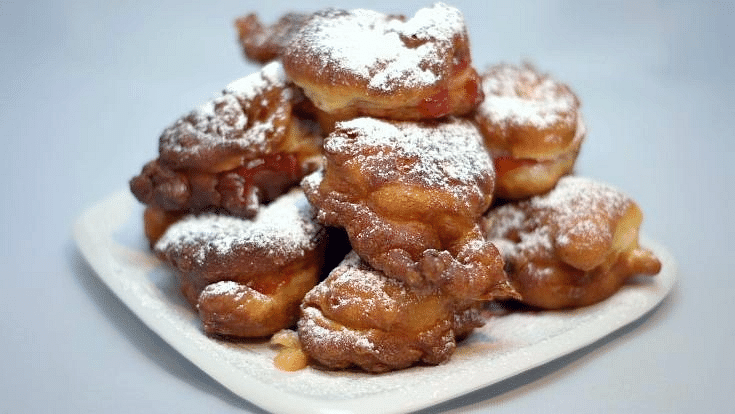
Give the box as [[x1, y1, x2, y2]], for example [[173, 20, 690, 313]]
[[2, 0, 733, 412]]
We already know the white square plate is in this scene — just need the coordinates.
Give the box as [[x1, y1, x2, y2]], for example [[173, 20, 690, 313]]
[[74, 189, 676, 414]]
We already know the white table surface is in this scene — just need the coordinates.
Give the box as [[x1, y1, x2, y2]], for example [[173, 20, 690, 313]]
[[2, 0, 733, 413]]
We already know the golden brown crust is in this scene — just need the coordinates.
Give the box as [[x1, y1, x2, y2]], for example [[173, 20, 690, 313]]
[[235, 12, 310, 64], [154, 190, 327, 337], [143, 206, 185, 249], [197, 262, 321, 337], [483, 176, 661, 309], [297, 252, 484, 372], [476, 63, 582, 159], [129, 62, 324, 217], [475, 63, 586, 199], [281, 4, 483, 121], [127, 3, 665, 374], [491, 129, 583, 199], [302, 118, 518, 301]]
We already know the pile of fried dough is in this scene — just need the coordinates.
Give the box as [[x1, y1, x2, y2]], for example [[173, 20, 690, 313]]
[[130, 3, 661, 373]]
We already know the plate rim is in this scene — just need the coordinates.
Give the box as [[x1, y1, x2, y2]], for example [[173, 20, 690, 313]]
[[73, 189, 677, 414]]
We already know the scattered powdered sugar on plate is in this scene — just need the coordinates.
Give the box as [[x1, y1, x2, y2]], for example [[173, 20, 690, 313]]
[[74, 189, 676, 413], [325, 117, 494, 200], [154, 189, 321, 265], [286, 3, 466, 92]]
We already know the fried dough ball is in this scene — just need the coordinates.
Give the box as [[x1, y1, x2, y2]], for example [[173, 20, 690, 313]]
[[281, 3, 483, 122], [235, 12, 310, 64], [130, 62, 323, 218], [302, 117, 518, 302], [475, 63, 586, 199], [298, 252, 485, 373], [482, 176, 661, 309], [154, 190, 327, 337]]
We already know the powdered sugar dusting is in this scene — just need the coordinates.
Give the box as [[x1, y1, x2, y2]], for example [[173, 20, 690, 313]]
[[300, 169, 324, 193], [532, 176, 630, 247], [298, 252, 419, 355], [486, 176, 632, 257], [201, 280, 242, 297], [287, 3, 466, 92], [325, 117, 493, 200], [77, 188, 675, 409], [299, 306, 376, 352], [198, 280, 271, 302], [155, 190, 321, 265], [479, 63, 578, 129], [158, 62, 292, 166], [223, 61, 287, 98], [400, 2, 464, 41], [319, 252, 401, 314]]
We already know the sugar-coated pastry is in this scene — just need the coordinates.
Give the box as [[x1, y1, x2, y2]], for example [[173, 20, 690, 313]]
[[130, 62, 323, 218], [302, 117, 518, 302], [235, 12, 310, 64], [298, 252, 484, 373], [475, 63, 586, 199], [281, 3, 483, 121], [125, 3, 665, 375], [483, 176, 661, 309], [154, 190, 327, 337]]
